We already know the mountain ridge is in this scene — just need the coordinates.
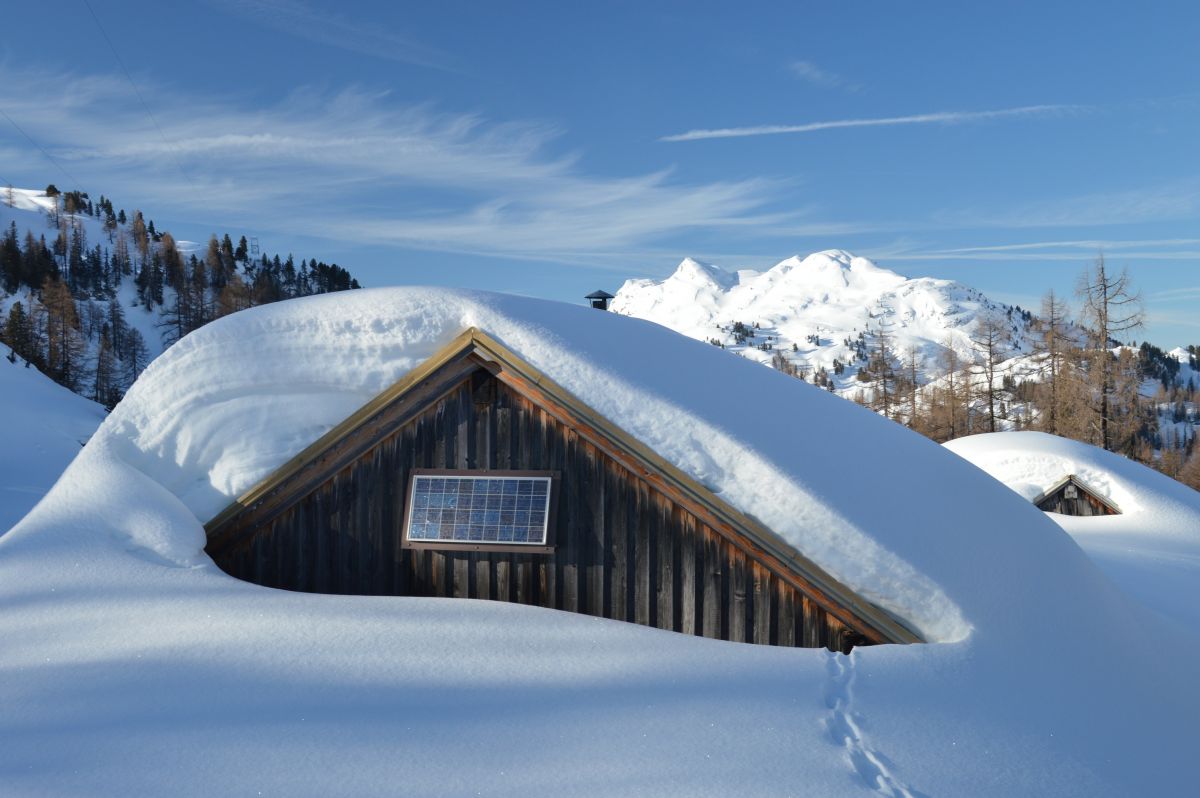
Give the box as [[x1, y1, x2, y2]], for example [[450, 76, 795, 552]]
[[611, 249, 1035, 394]]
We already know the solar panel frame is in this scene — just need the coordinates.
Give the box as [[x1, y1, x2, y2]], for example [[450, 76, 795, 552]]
[[400, 469, 559, 553]]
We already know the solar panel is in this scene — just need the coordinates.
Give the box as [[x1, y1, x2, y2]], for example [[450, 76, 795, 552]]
[[404, 472, 555, 547]]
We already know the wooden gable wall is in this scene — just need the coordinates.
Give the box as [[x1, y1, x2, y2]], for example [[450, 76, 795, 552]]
[[1035, 477, 1119, 517]]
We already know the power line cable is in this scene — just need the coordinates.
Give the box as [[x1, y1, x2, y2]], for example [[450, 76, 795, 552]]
[[0, 106, 81, 187], [80, 0, 198, 190]]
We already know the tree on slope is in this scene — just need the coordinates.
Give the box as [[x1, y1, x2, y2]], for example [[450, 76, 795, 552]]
[[1076, 256, 1144, 451], [1032, 289, 1075, 435], [971, 313, 1008, 433], [37, 276, 87, 391], [927, 340, 969, 442]]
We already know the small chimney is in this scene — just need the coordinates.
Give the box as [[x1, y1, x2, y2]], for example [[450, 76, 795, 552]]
[[585, 289, 614, 311]]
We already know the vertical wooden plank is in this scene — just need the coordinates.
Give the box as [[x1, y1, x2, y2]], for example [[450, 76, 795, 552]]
[[251, 522, 266, 586], [633, 484, 652, 628], [338, 470, 355, 593], [294, 499, 309, 592], [394, 427, 415, 596], [753, 567, 772, 645], [474, 554, 492, 600], [679, 511, 698, 636], [828, 616, 849, 654], [314, 485, 330, 593], [516, 554, 533, 605], [355, 458, 372, 594], [655, 494, 674, 632], [776, 585, 797, 647], [433, 400, 448, 470], [607, 466, 628, 622], [729, 550, 748, 643], [700, 528, 722, 639], [800, 596, 819, 647], [559, 416, 579, 614], [495, 394, 511, 469], [585, 441, 606, 619], [495, 559, 511, 603], [456, 380, 471, 470], [376, 437, 394, 595], [453, 552, 470, 599]]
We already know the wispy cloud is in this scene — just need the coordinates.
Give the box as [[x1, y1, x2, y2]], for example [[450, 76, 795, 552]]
[[787, 60, 861, 92], [0, 67, 791, 265], [932, 238, 1200, 255], [933, 181, 1200, 230], [660, 104, 1085, 142], [204, 0, 454, 71], [1147, 308, 1200, 329], [1147, 286, 1200, 303]]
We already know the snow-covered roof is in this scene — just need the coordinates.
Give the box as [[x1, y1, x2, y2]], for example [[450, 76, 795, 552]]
[[4, 291, 1200, 796]]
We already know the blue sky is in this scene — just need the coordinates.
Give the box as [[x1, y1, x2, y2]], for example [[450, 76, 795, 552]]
[[2, 1, 1198, 344]]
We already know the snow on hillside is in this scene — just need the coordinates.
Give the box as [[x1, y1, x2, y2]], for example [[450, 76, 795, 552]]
[[0, 355, 106, 533], [2, 289, 1199, 796], [1, 187, 174, 361], [945, 431, 1200, 631], [611, 250, 1035, 392]]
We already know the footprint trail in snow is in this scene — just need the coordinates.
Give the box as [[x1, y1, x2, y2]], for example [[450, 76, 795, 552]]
[[824, 650, 926, 798]]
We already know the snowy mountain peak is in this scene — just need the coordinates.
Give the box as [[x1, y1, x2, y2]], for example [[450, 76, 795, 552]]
[[611, 250, 1032, 393], [762, 250, 906, 293], [668, 257, 737, 290]]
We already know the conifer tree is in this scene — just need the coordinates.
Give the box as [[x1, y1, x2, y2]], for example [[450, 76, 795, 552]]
[[93, 335, 119, 408], [122, 327, 150, 386], [3, 301, 33, 364]]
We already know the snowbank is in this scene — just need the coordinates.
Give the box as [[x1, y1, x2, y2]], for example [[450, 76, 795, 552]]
[[0, 356, 106, 534], [2, 290, 1198, 796], [945, 431, 1200, 630]]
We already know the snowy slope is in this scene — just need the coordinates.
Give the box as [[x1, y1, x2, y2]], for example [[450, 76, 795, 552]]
[[2, 289, 1199, 796], [611, 250, 1034, 391], [945, 431, 1200, 631], [0, 355, 106, 534]]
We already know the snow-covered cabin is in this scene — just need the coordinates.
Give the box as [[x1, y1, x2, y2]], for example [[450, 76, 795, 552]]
[[1032, 474, 1121, 516], [204, 325, 916, 651], [944, 431, 1200, 630]]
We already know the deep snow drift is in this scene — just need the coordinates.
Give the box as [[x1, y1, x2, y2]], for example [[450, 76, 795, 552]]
[[945, 431, 1200, 631], [0, 356, 106, 534], [2, 289, 1198, 797]]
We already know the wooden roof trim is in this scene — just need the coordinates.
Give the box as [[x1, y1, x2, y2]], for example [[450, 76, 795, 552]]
[[204, 326, 923, 644], [1032, 474, 1121, 514]]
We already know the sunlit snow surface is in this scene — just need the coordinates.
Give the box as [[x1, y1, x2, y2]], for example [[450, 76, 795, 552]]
[[2, 289, 1198, 797]]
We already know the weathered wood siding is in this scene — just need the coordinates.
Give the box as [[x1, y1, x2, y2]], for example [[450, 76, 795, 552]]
[[209, 370, 866, 652]]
